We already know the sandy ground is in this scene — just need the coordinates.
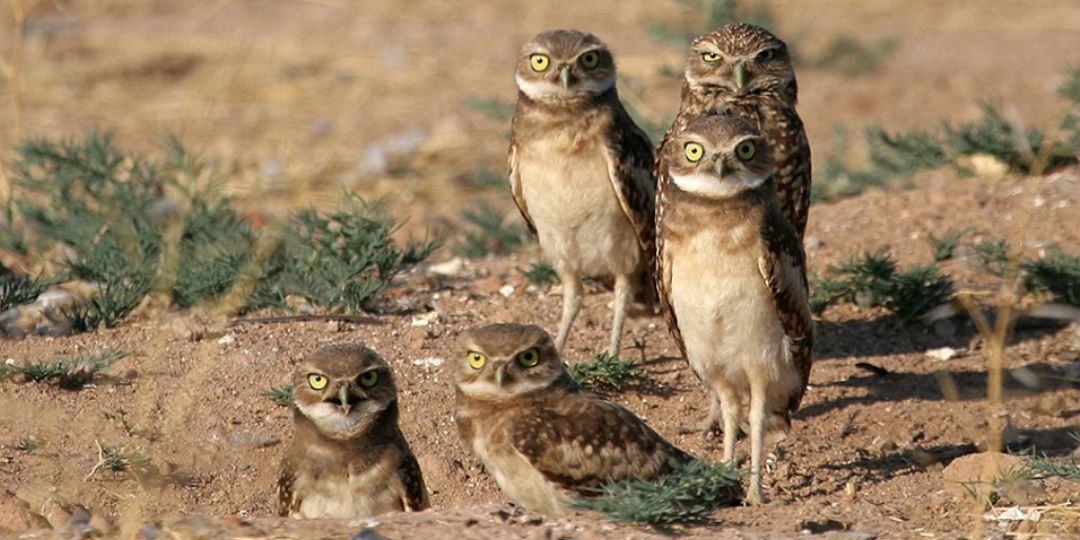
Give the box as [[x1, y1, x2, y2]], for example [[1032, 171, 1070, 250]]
[[2, 1, 1080, 538]]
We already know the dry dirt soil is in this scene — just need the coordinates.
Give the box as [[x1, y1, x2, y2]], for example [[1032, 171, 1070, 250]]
[[2, 1, 1080, 539]]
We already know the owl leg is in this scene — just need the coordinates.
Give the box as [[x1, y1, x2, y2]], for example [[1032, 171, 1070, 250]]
[[554, 268, 583, 353], [607, 273, 632, 357], [718, 386, 740, 464], [745, 374, 768, 506]]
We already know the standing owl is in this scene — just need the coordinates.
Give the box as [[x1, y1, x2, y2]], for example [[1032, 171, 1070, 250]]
[[278, 344, 429, 518], [508, 29, 656, 357], [655, 115, 813, 505], [453, 323, 700, 516], [658, 23, 811, 237]]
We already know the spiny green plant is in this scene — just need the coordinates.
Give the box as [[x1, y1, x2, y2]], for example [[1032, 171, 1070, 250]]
[[454, 201, 532, 258], [810, 251, 954, 322], [6, 132, 439, 328], [1024, 250, 1080, 306], [19, 350, 128, 388], [972, 239, 1010, 277], [95, 441, 150, 474], [1058, 67, 1080, 106], [521, 260, 559, 289], [0, 272, 57, 311], [264, 385, 295, 408], [928, 229, 967, 262], [0, 362, 17, 381], [647, 0, 774, 47], [806, 35, 899, 75], [574, 460, 743, 525], [868, 101, 1078, 178], [570, 352, 646, 391]]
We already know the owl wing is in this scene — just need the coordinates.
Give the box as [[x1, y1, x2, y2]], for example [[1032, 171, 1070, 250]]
[[392, 448, 430, 511], [507, 115, 538, 235], [757, 205, 814, 413], [276, 457, 301, 517], [602, 101, 657, 259], [510, 390, 692, 493], [767, 106, 812, 238], [653, 165, 687, 360]]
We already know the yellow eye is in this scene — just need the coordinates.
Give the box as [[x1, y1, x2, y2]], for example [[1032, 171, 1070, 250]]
[[736, 140, 757, 160], [307, 374, 328, 390], [684, 142, 704, 162], [530, 54, 549, 72], [702, 52, 721, 62], [516, 348, 541, 367], [467, 351, 488, 369], [580, 51, 600, 69], [358, 370, 378, 388]]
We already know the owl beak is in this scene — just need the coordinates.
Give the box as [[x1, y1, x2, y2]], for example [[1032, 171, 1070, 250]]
[[733, 61, 747, 92], [337, 385, 352, 415], [713, 158, 725, 178], [559, 66, 571, 89], [494, 362, 507, 387]]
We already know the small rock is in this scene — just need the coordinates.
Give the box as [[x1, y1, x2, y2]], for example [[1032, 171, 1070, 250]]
[[227, 431, 280, 448], [804, 235, 823, 251], [499, 284, 516, 297], [427, 257, 465, 277], [217, 334, 237, 346], [959, 153, 1009, 180], [412, 357, 444, 368], [410, 312, 439, 327], [941, 452, 1025, 500], [926, 346, 962, 361]]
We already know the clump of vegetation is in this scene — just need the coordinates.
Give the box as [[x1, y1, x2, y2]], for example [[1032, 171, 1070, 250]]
[[6, 437, 40, 453], [87, 440, 151, 480], [805, 35, 899, 75], [810, 126, 889, 203], [466, 96, 515, 121], [928, 229, 967, 262], [454, 201, 532, 258], [575, 460, 743, 525], [1024, 250, 1080, 306], [972, 239, 1010, 277], [0, 272, 56, 311], [647, 0, 774, 47], [811, 251, 954, 322], [264, 385, 295, 408], [521, 261, 559, 289], [570, 353, 646, 391], [3, 132, 439, 331], [19, 350, 128, 389]]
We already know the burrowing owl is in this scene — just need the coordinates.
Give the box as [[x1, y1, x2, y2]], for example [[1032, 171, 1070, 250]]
[[508, 29, 656, 357], [655, 115, 813, 505], [659, 23, 810, 237], [453, 323, 694, 516], [278, 344, 429, 518]]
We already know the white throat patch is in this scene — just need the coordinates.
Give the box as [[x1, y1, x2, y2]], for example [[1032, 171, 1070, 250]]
[[515, 73, 615, 101], [671, 171, 769, 197]]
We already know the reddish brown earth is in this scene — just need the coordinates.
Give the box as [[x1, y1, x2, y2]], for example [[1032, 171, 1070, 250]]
[[2, 1, 1080, 539]]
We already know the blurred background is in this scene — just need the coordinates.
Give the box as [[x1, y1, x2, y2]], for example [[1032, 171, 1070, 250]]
[[1, 0, 1079, 236]]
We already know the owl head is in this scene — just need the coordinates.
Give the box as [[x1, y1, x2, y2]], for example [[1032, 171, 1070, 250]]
[[292, 344, 397, 440], [515, 29, 617, 103], [685, 23, 795, 100], [454, 323, 567, 400], [662, 114, 774, 198]]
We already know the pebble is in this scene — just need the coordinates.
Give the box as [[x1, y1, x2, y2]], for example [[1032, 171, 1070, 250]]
[[926, 346, 962, 361], [217, 334, 237, 346], [499, 285, 515, 297]]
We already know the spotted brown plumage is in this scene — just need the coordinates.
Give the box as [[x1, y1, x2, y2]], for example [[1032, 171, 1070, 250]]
[[452, 323, 706, 516], [508, 29, 656, 357], [655, 115, 813, 505], [657, 22, 811, 238], [277, 344, 429, 518]]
